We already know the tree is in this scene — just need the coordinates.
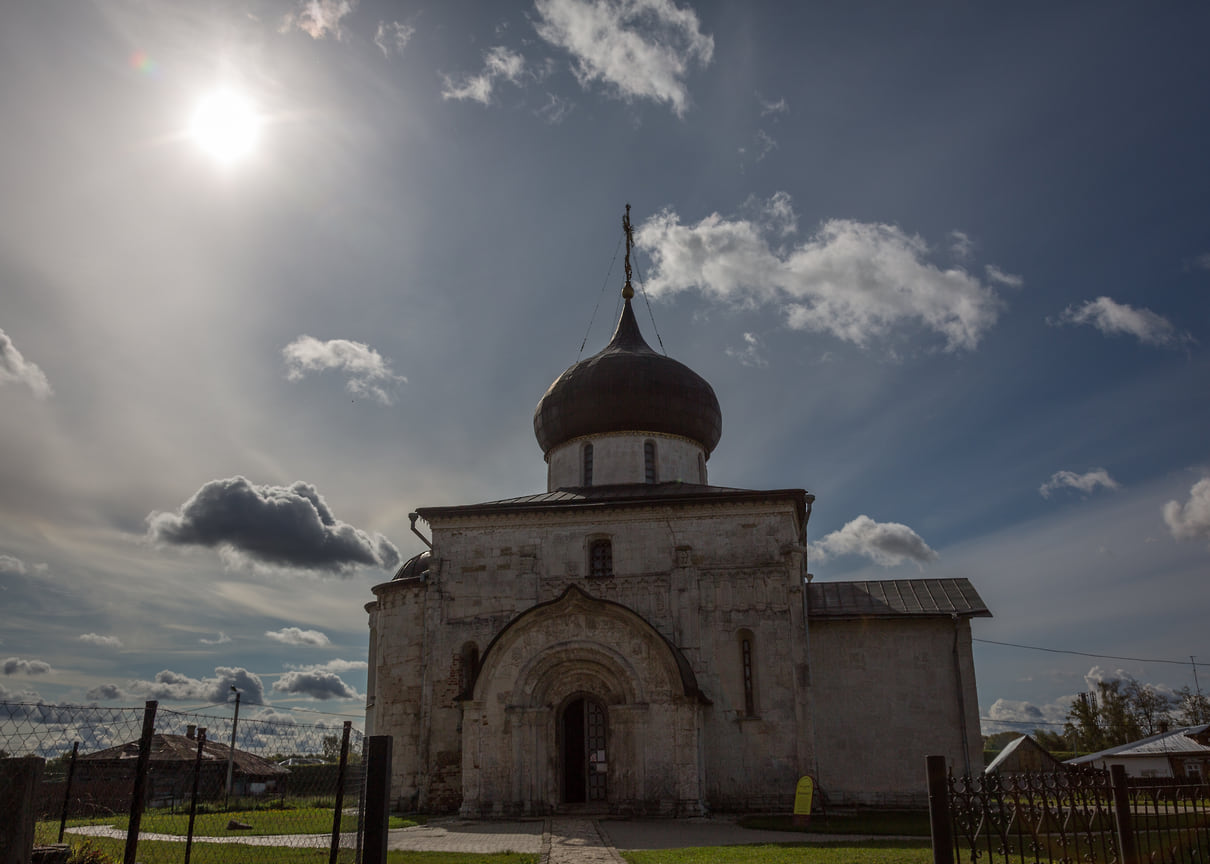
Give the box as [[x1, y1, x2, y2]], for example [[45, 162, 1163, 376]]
[[1064, 674, 1176, 752], [983, 731, 1021, 753], [1032, 728, 1068, 752], [1174, 686, 1210, 726]]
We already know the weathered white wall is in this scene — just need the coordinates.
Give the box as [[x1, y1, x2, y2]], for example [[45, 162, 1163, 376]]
[[546, 432, 707, 489], [809, 617, 983, 806], [367, 494, 985, 814], [368, 494, 812, 814]]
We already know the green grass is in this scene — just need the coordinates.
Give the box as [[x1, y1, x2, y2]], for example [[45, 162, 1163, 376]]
[[622, 840, 934, 864], [738, 811, 932, 836], [38, 808, 418, 841], [47, 836, 536, 864]]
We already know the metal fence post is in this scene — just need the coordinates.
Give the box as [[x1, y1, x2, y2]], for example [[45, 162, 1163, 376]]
[[184, 729, 206, 864], [362, 736, 392, 864], [58, 741, 79, 843], [1110, 764, 1137, 864], [927, 755, 955, 864], [124, 700, 158, 864], [329, 720, 353, 864]]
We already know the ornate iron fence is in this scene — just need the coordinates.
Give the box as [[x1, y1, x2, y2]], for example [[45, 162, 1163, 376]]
[[926, 754, 1210, 864]]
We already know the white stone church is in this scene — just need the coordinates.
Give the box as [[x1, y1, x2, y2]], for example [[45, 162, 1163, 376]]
[[365, 221, 989, 815]]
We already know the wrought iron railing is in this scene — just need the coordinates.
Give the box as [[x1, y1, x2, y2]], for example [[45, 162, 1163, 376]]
[[926, 754, 1210, 864]]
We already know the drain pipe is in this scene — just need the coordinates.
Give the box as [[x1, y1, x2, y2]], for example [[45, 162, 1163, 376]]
[[409, 512, 432, 549], [952, 614, 972, 776]]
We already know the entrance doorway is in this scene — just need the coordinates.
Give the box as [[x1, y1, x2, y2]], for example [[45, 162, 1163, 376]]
[[560, 696, 607, 803]]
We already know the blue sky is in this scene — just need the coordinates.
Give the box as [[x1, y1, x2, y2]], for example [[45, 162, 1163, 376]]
[[1, 0, 1208, 741]]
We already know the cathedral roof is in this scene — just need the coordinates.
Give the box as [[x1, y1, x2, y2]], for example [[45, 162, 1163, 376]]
[[806, 578, 991, 619], [533, 298, 722, 456], [415, 482, 809, 520]]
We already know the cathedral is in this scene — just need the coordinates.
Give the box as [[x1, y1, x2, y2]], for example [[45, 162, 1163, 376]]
[[365, 213, 990, 816]]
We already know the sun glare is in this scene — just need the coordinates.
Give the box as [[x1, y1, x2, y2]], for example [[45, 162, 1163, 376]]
[[190, 89, 259, 163]]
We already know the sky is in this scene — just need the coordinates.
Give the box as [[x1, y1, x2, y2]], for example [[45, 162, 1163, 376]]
[[2, 0, 1209, 747]]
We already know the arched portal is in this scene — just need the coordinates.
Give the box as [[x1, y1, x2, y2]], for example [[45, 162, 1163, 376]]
[[461, 586, 706, 816], [561, 695, 608, 804]]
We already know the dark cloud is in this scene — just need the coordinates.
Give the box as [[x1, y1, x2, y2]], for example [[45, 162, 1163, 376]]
[[85, 683, 124, 701], [4, 657, 53, 675], [126, 666, 266, 705], [272, 669, 358, 701], [0, 683, 42, 703], [146, 476, 400, 574]]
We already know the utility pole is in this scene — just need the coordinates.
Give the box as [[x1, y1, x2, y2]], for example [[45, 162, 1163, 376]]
[[1193, 656, 1202, 700], [226, 686, 241, 809]]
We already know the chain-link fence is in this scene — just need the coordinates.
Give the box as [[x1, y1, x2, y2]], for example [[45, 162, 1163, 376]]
[[2, 700, 367, 864]]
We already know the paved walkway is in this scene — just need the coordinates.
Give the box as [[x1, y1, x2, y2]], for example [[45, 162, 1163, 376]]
[[71, 815, 863, 861], [388, 815, 855, 860]]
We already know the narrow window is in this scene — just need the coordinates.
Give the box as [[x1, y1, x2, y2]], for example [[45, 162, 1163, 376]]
[[589, 538, 613, 579], [583, 443, 594, 487], [740, 632, 756, 717], [644, 440, 657, 484], [698, 454, 706, 484], [459, 642, 479, 698]]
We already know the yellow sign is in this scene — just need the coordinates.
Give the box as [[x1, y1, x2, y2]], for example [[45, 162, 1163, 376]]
[[793, 775, 814, 816]]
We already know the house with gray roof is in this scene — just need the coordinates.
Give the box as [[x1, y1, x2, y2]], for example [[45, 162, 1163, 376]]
[[1067, 725, 1210, 779]]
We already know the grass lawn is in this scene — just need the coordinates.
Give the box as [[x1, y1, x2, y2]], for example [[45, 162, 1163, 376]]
[[48, 837, 537, 864], [622, 840, 934, 864], [739, 811, 931, 836], [37, 808, 417, 841]]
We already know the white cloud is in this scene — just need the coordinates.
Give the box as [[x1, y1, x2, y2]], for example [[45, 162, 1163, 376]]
[[272, 669, 358, 700], [286, 658, 367, 673], [441, 46, 526, 106], [984, 696, 1073, 734], [0, 328, 52, 398], [636, 195, 1005, 351], [1054, 296, 1191, 348], [949, 231, 974, 261], [810, 515, 938, 567], [3, 657, 53, 675], [126, 666, 265, 704], [748, 129, 777, 163], [1163, 477, 1210, 544], [78, 633, 123, 649], [536, 92, 575, 124], [757, 94, 787, 116], [266, 627, 331, 647], [374, 20, 415, 57], [725, 332, 767, 368], [282, 335, 405, 405], [1189, 253, 1210, 272], [1039, 468, 1120, 499], [533, 0, 713, 116], [147, 476, 401, 574], [199, 632, 232, 645], [0, 554, 27, 576], [985, 264, 1024, 288], [281, 0, 356, 40]]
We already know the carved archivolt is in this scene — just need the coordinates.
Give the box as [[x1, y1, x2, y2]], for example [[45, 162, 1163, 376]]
[[473, 585, 701, 707]]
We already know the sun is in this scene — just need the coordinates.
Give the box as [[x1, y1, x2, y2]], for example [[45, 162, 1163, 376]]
[[190, 89, 260, 163]]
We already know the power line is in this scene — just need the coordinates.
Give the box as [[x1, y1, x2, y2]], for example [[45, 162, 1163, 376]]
[[973, 638, 1210, 668]]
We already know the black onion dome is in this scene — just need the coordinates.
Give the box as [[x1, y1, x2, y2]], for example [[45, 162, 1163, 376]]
[[534, 299, 722, 455]]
